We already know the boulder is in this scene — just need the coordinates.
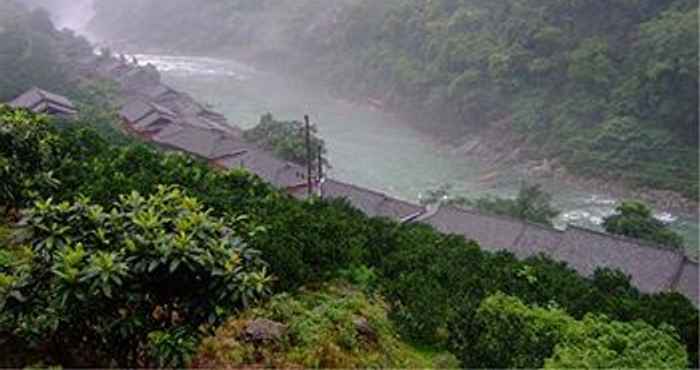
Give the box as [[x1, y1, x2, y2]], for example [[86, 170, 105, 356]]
[[243, 319, 286, 343]]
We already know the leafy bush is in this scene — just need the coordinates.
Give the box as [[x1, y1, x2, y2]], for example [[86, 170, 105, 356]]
[[0, 106, 60, 210], [460, 293, 687, 369], [604, 201, 685, 249], [194, 282, 434, 369], [545, 314, 688, 369], [0, 186, 272, 367]]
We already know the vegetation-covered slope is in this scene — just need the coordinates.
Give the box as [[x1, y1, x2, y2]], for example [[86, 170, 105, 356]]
[[1, 106, 697, 368], [90, 0, 699, 198]]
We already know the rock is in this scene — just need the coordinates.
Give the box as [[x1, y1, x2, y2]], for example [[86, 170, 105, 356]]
[[353, 316, 377, 342], [243, 319, 286, 343], [529, 159, 553, 177]]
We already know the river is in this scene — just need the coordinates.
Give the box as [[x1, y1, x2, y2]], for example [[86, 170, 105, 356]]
[[132, 53, 699, 257]]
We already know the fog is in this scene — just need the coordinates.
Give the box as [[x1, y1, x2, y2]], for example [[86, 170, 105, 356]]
[[6, 0, 699, 254], [19, 0, 94, 32]]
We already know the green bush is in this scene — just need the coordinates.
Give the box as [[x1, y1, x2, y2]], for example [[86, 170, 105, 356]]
[[461, 293, 687, 369], [604, 201, 685, 249], [0, 186, 272, 367], [0, 106, 61, 210], [545, 314, 688, 369]]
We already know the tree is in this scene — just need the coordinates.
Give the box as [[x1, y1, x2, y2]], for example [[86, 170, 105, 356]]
[[243, 113, 328, 168], [603, 201, 684, 249], [0, 186, 272, 367]]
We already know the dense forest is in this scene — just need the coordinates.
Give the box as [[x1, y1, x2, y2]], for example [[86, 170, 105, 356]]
[[89, 0, 699, 199]]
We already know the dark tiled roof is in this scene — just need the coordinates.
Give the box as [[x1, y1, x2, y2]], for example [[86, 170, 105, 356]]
[[418, 206, 694, 302], [153, 124, 221, 159], [422, 206, 526, 252], [219, 149, 307, 188], [9, 87, 77, 115], [674, 260, 699, 304], [513, 224, 565, 259], [210, 135, 250, 160], [321, 179, 425, 221], [120, 100, 177, 132], [556, 226, 684, 293]]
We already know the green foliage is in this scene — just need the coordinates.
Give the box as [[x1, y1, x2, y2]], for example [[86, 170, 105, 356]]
[[0, 106, 60, 210], [1, 110, 697, 367], [195, 282, 434, 369], [466, 292, 575, 368], [545, 314, 688, 369], [0, 186, 271, 367], [243, 113, 328, 167], [465, 293, 687, 369], [471, 183, 560, 226], [604, 201, 685, 249], [422, 183, 560, 226]]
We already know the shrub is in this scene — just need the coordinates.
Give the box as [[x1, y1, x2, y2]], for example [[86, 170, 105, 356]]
[[0, 186, 272, 367], [0, 106, 61, 210], [604, 200, 685, 249], [545, 314, 688, 369], [193, 282, 432, 369], [456, 293, 687, 369]]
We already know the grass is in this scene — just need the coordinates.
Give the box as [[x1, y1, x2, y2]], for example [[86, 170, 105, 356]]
[[193, 282, 453, 369]]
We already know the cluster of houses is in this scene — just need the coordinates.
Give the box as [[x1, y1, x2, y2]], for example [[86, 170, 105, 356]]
[[6, 55, 698, 305]]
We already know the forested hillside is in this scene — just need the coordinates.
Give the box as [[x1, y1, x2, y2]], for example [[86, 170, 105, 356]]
[[0, 0, 95, 101], [89, 0, 699, 198]]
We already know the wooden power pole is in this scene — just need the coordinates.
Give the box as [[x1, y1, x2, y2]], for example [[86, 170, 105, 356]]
[[305, 115, 313, 196]]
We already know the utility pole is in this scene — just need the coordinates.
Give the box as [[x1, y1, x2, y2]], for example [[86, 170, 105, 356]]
[[317, 144, 323, 183], [305, 115, 313, 196]]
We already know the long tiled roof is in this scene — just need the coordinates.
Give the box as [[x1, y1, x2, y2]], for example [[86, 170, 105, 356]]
[[321, 179, 425, 221], [419, 205, 698, 303], [556, 226, 683, 293], [423, 206, 526, 252], [674, 259, 699, 304]]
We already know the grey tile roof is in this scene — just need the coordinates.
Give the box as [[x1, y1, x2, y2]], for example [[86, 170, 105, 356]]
[[422, 206, 526, 252], [674, 259, 699, 304], [120, 100, 153, 123], [321, 179, 425, 221], [120, 100, 177, 132], [152, 124, 221, 159], [210, 135, 250, 160], [555, 226, 684, 293], [418, 206, 694, 303], [512, 223, 565, 259], [9, 87, 77, 115], [219, 149, 307, 188]]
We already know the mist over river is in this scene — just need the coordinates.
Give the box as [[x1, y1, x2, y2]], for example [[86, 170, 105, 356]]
[[132, 53, 699, 257]]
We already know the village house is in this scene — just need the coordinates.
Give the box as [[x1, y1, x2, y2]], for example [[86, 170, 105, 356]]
[[119, 100, 177, 137], [8, 87, 78, 117]]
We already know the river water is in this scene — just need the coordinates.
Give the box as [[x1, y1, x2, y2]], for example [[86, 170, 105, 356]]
[[133, 54, 699, 257]]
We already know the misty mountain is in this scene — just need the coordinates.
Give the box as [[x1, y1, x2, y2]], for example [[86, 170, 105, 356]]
[[87, 0, 699, 199]]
